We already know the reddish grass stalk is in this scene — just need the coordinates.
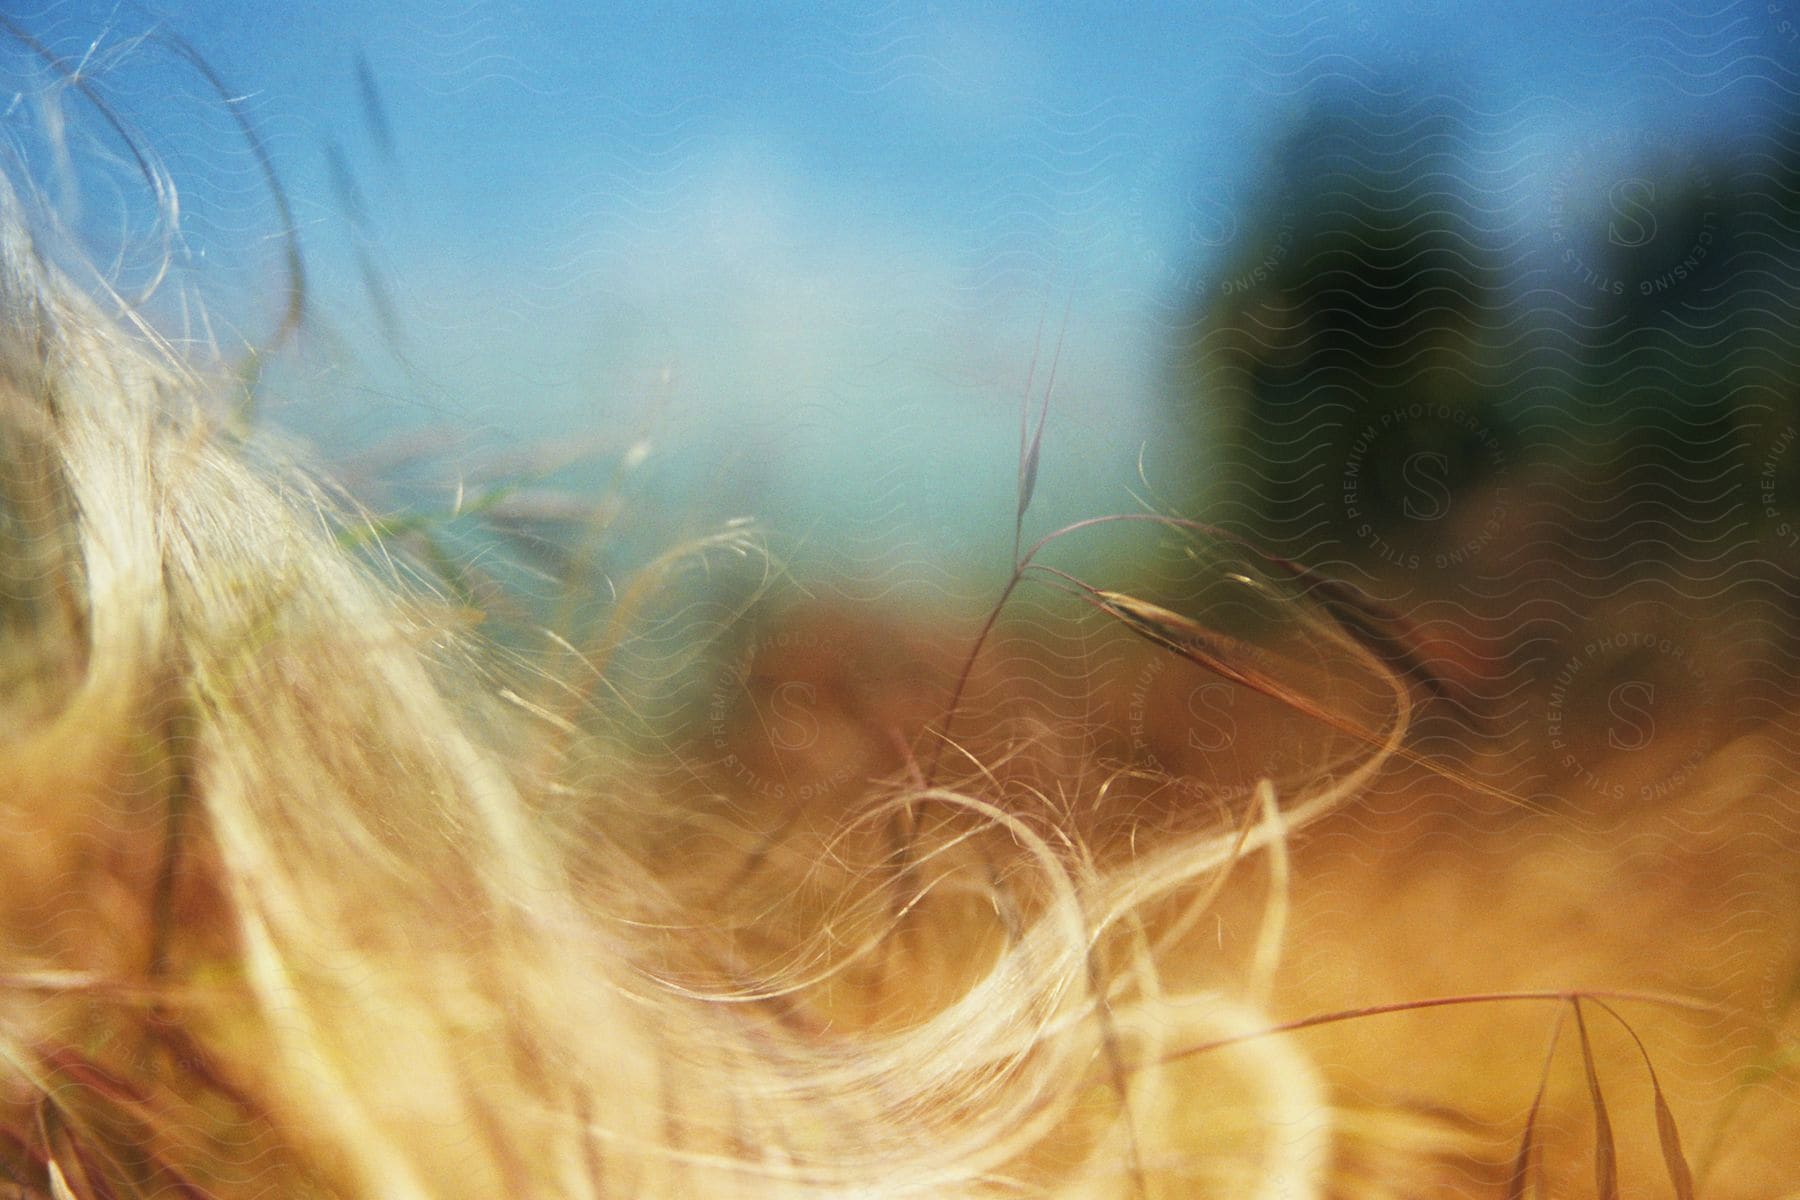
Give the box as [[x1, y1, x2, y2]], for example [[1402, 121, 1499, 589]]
[[1158, 988, 1729, 1067]]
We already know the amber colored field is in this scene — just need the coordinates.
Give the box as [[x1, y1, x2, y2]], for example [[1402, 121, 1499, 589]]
[[691, 599, 1800, 1197]]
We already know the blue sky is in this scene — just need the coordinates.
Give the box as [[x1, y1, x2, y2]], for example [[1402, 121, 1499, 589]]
[[6, 0, 1795, 585]]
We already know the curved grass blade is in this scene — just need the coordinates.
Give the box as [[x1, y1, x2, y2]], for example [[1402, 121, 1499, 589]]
[[355, 50, 399, 166], [1652, 1084, 1697, 1200], [1573, 999, 1619, 1200], [1590, 999, 1696, 1200], [1014, 299, 1065, 558], [1506, 1004, 1570, 1200], [1077, 585, 1532, 808]]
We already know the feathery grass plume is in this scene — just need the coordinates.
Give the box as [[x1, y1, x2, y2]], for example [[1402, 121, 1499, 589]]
[[2, 23, 1798, 1200], [0, 59, 1372, 1197]]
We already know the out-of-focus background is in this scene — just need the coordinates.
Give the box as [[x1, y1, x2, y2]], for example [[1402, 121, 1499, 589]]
[[13, 11, 1800, 1188], [8, 1, 1800, 806]]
